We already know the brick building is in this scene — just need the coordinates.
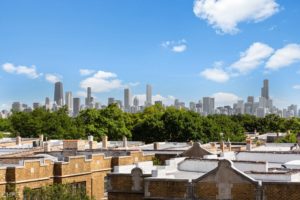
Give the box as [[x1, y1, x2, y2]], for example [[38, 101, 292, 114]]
[[0, 138, 155, 199], [108, 142, 300, 200]]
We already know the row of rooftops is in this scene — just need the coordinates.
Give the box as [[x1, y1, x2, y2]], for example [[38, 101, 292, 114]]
[[2, 134, 300, 183]]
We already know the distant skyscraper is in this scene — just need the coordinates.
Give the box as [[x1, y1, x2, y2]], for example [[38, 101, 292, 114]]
[[108, 97, 115, 105], [33, 102, 40, 110], [65, 91, 73, 111], [115, 100, 122, 108], [45, 97, 51, 110], [85, 87, 93, 107], [146, 84, 152, 106], [54, 82, 64, 106], [73, 98, 80, 116], [45, 97, 50, 105], [236, 100, 244, 114], [124, 88, 132, 111], [203, 97, 215, 115], [133, 97, 139, 107], [247, 96, 254, 104], [12, 102, 22, 112], [261, 79, 269, 100]]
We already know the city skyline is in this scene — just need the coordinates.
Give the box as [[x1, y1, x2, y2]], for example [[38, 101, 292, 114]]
[[1, 1, 300, 109], [6, 79, 299, 119]]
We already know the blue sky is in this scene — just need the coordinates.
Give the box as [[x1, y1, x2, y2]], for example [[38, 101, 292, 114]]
[[1, 0, 300, 109]]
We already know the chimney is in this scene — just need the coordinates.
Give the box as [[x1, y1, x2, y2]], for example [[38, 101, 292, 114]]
[[220, 141, 225, 152], [16, 136, 21, 145], [154, 142, 160, 150], [39, 134, 44, 147], [89, 141, 97, 150], [228, 142, 232, 152], [246, 138, 252, 151], [39, 134, 44, 142], [102, 135, 108, 149], [44, 142, 51, 152], [123, 136, 128, 148]]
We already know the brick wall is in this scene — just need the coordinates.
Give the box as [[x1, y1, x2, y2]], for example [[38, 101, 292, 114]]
[[111, 151, 154, 167], [145, 180, 189, 199], [194, 182, 218, 200], [0, 150, 156, 200], [231, 183, 257, 200], [263, 183, 300, 200]]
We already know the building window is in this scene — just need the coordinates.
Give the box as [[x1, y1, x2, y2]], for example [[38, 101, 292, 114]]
[[69, 181, 86, 194]]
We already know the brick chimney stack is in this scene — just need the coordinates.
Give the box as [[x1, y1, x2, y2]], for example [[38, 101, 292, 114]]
[[102, 135, 108, 149], [246, 138, 252, 151], [123, 136, 128, 148], [16, 136, 21, 146]]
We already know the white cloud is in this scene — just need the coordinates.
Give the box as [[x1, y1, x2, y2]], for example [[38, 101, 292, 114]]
[[2, 63, 42, 79], [231, 42, 274, 74], [212, 92, 240, 106], [193, 0, 279, 34], [134, 94, 176, 106], [172, 44, 187, 53], [161, 39, 187, 53], [79, 69, 95, 76], [80, 70, 123, 93], [45, 74, 62, 83], [293, 85, 300, 90], [266, 44, 300, 70], [200, 67, 230, 83]]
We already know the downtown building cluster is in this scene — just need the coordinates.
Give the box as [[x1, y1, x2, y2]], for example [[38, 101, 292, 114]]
[[7, 83, 154, 117], [2, 79, 299, 119]]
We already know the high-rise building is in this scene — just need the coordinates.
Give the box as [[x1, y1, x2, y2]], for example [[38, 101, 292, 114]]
[[259, 97, 267, 108], [189, 102, 196, 112], [85, 87, 93, 107], [236, 100, 244, 114], [146, 84, 152, 106], [33, 102, 40, 110], [54, 82, 64, 106], [108, 97, 115, 105], [12, 102, 22, 112], [73, 98, 81, 117], [247, 96, 254, 104], [65, 91, 73, 111], [203, 97, 215, 115], [133, 97, 139, 107], [261, 79, 269, 100], [115, 100, 122, 108], [124, 88, 132, 111], [45, 97, 51, 110]]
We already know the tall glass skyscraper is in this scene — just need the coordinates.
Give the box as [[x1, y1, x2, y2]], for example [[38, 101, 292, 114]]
[[73, 97, 80, 116], [146, 84, 152, 106], [54, 82, 64, 106], [85, 87, 93, 107], [65, 91, 73, 111], [124, 88, 132, 111], [261, 79, 269, 100]]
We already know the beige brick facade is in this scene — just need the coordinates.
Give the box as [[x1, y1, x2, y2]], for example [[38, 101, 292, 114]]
[[0, 151, 153, 200], [107, 159, 300, 200]]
